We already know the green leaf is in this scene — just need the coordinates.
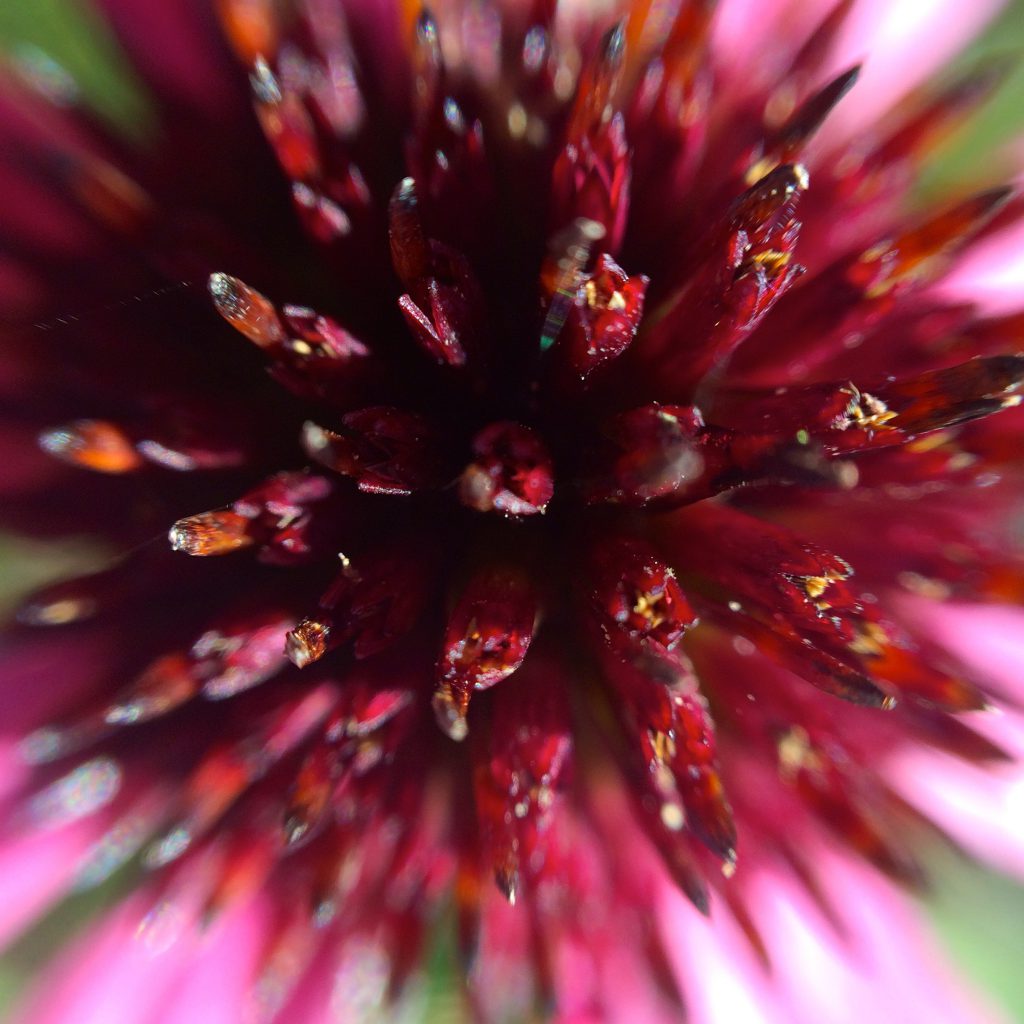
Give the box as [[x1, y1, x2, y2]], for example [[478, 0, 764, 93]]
[[0, 532, 111, 620], [926, 846, 1024, 1019], [0, 0, 156, 143]]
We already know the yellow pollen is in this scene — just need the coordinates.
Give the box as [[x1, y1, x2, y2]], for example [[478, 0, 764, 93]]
[[906, 430, 954, 453], [648, 729, 677, 764], [634, 590, 669, 630], [745, 155, 778, 185], [837, 385, 898, 432], [848, 621, 889, 657], [750, 248, 791, 275], [660, 802, 685, 831], [28, 598, 90, 626], [777, 726, 824, 778]]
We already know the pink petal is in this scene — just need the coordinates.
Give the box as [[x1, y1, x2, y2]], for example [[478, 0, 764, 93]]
[[822, 0, 1005, 136], [749, 850, 1009, 1024], [935, 215, 1024, 316], [10, 893, 193, 1024], [657, 879, 782, 1024], [0, 813, 109, 950], [153, 895, 273, 1024], [892, 742, 1024, 879]]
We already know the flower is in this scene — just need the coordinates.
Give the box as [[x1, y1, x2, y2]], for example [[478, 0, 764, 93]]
[[2, 0, 1024, 1021]]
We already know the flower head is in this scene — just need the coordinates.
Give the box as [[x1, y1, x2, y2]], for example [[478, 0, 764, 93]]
[[2, 1, 1024, 1021]]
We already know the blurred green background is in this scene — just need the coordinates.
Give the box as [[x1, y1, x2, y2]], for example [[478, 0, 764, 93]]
[[1, 0, 1024, 1019]]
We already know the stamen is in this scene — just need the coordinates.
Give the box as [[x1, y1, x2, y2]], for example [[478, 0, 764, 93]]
[[434, 568, 538, 739], [208, 273, 284, 347], [458, 422, 554, 516], [169, 510, 252, 556], [39, 420, 142, 474]]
